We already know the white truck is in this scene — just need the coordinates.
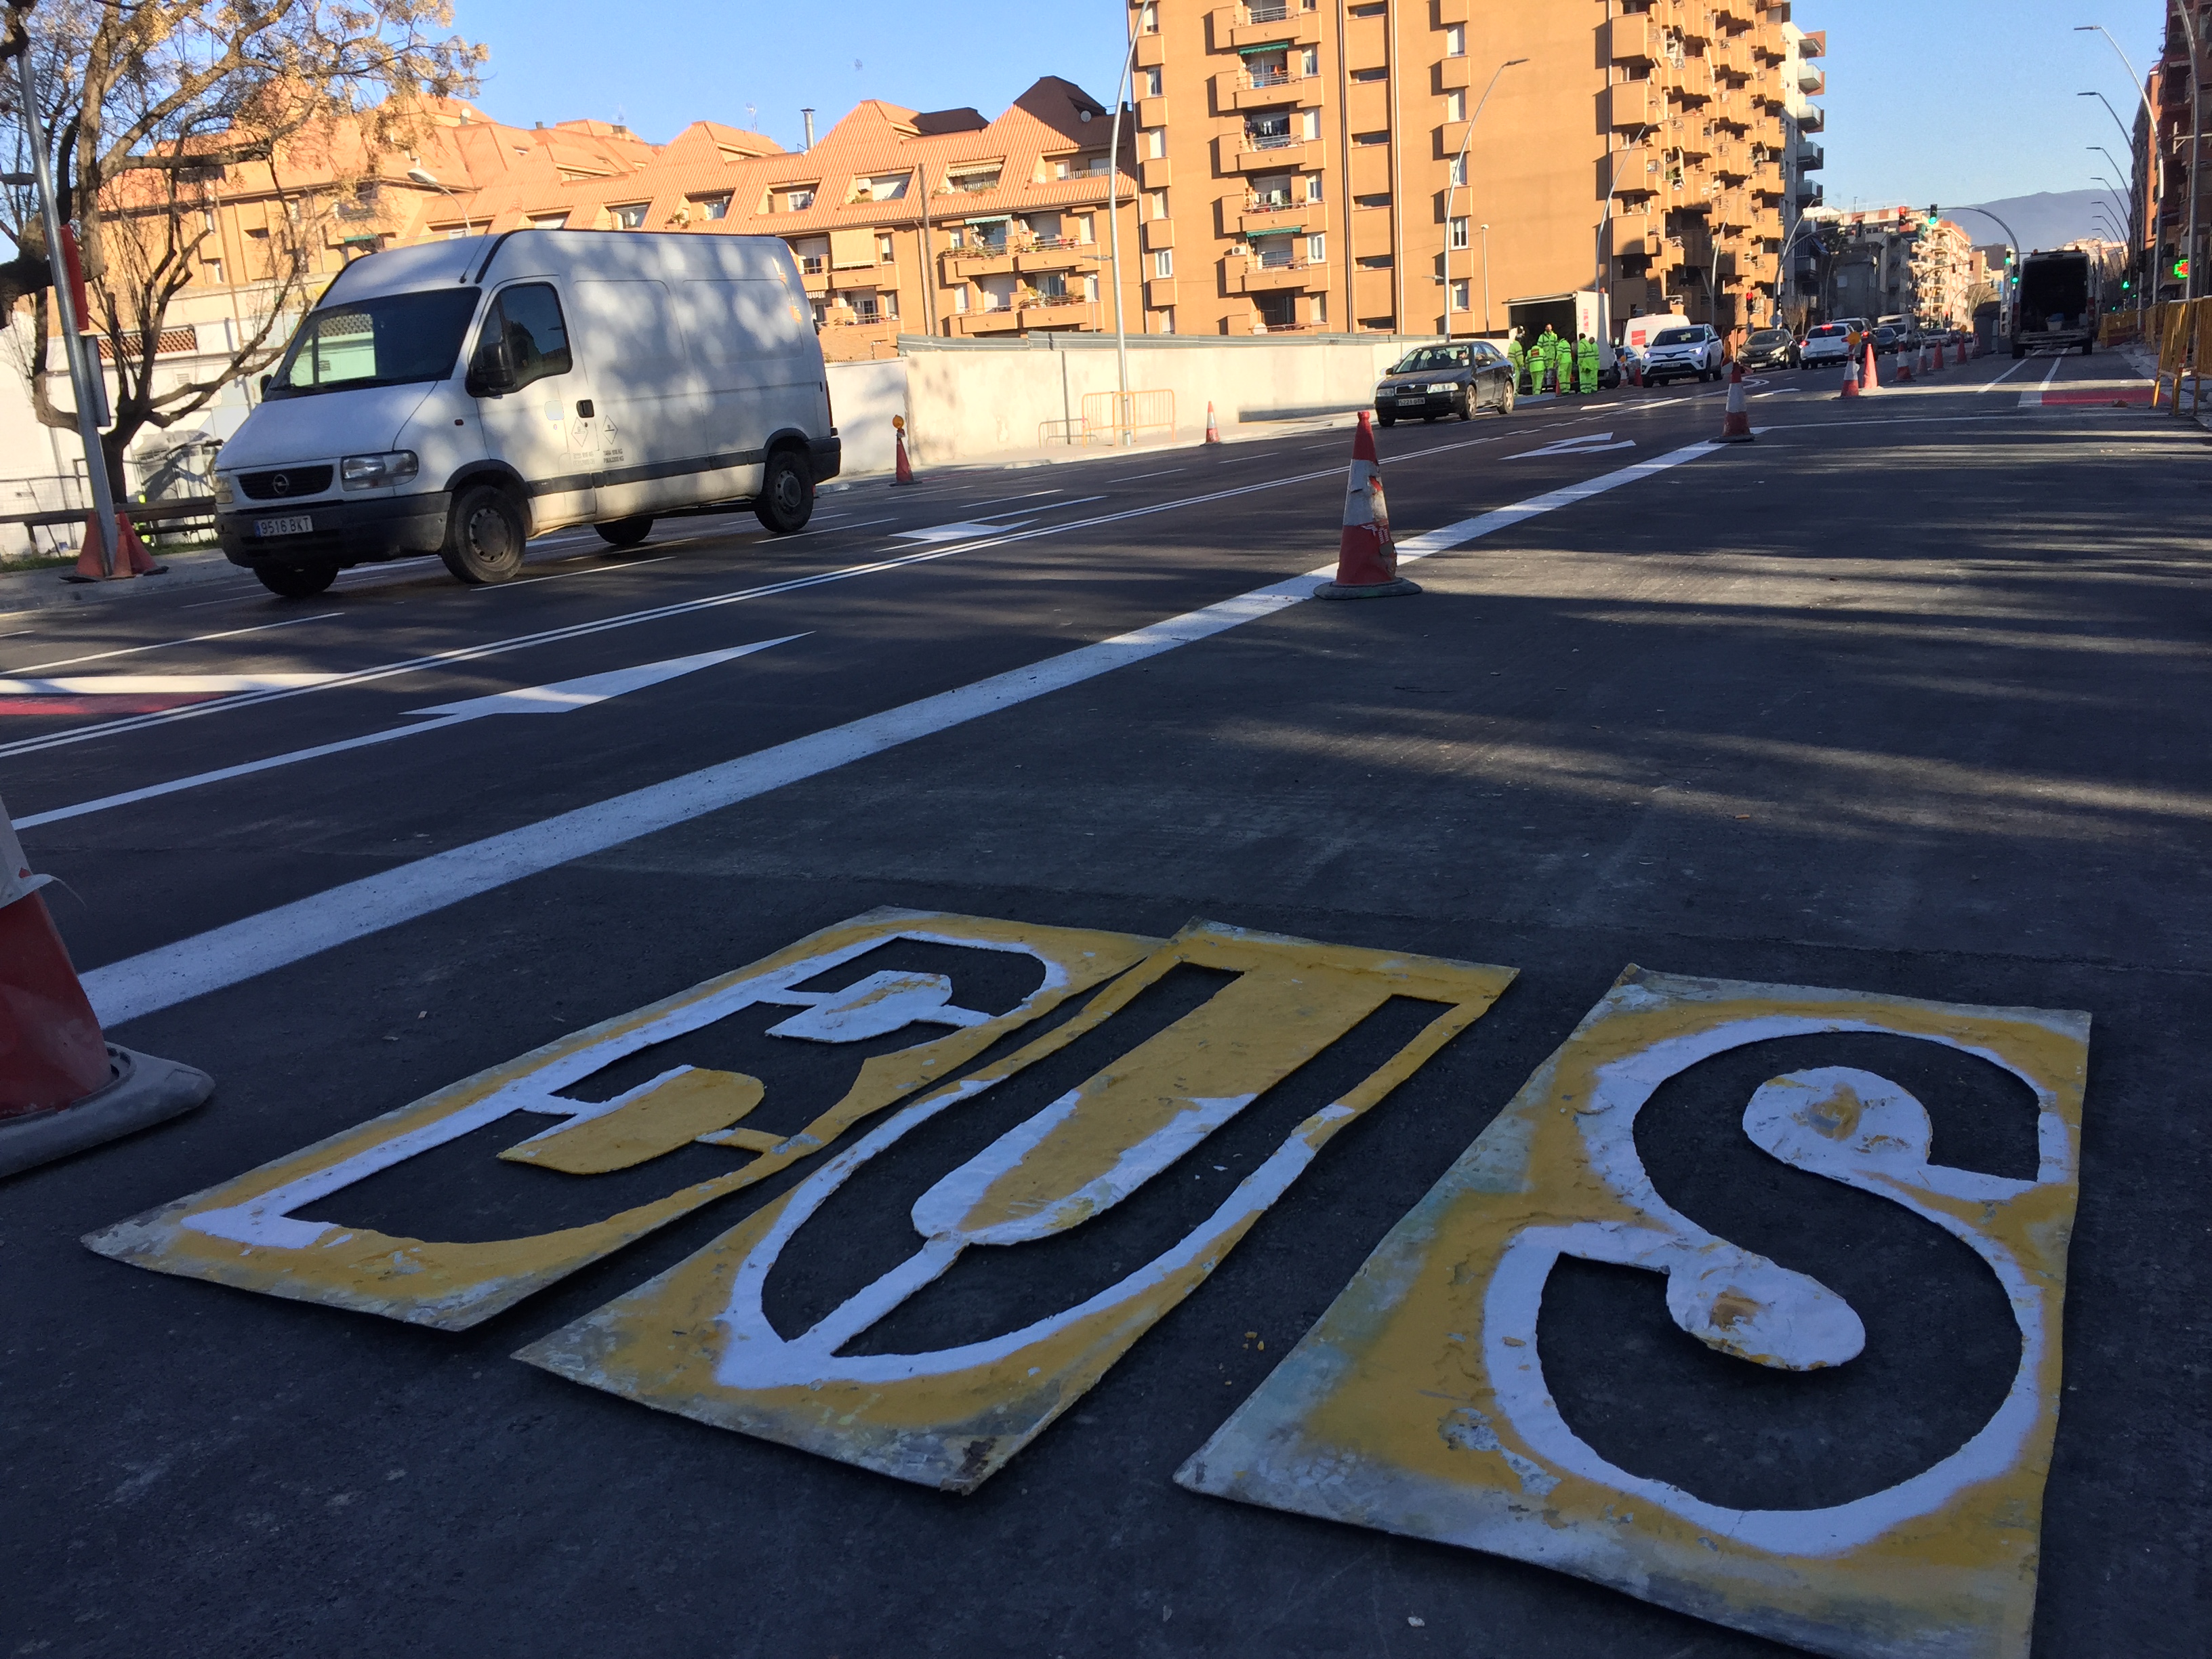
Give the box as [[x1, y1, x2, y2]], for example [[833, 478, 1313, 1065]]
[[215, 230, 842, 595]]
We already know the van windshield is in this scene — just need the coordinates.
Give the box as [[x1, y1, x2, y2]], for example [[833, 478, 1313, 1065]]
[[265, 288, 483, 399]]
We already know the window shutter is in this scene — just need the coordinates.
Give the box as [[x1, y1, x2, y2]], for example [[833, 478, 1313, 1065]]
[[830, 228, 878, 268]]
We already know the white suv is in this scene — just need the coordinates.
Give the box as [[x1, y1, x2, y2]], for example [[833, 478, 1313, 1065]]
[[1799, 321, 1856, 368], [1641, 323, 1725, 384]]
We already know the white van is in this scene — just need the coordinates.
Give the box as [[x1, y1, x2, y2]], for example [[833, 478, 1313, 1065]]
[[214, 230, 841, 595]]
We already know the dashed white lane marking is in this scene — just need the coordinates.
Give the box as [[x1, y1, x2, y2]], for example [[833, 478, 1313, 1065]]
[[0, 673, 337, 695], [2019, 356, 2066, 407], [3, 611, 340, 676], [78, 440, 1722, 1027], [16, 638, 801, 830]]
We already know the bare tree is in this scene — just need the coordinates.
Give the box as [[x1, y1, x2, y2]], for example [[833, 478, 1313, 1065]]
[[0, 0, 480, 491]]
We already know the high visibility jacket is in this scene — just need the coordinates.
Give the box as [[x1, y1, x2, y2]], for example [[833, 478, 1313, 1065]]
[[1507, 339, 1525, 372], [1575, 340, 1600, 371]]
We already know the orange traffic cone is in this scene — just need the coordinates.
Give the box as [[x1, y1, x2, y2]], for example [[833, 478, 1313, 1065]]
[[892, 415, 914, 486], [1719, 362, 1755, 443], [1956, 337, 1969, 367], [1893, 341, 1914, 384], [1314, 413, 1418, 600], [0, 797, 213, 1177], [1205, 401, 1221, 444], [66, 512, 164, 583], [1839, 347, 1861, 399]]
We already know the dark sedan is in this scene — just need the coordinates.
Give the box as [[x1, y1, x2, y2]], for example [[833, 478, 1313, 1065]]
[[1738, 327, 1798, 370], [1374, 340, 1517, 426]]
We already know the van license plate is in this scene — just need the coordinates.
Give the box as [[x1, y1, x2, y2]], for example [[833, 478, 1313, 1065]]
[[255, 514, 313, 537]]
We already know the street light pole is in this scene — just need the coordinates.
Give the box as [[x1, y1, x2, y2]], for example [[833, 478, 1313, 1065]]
[[1105, 18, 1144, 445], [14, 48, 120, 574], [1442, 57, 1525, 341], [2076, 24, 2175, 302], [1591, 116, 1652, 343], [406, 165, 476, 234], [1942, 203, 2020, 340]]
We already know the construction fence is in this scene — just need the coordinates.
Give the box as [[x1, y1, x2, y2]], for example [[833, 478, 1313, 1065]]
[[2148, 298, 2212, 413]]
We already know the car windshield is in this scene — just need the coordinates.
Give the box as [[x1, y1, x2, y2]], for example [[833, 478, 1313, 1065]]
[[1389, 345, 1471, 373], [1873, 327, 1896, 342], [1747, 329, 1789, 346], [1652, 327, 1698, 346], [265, 288, 484, 399]]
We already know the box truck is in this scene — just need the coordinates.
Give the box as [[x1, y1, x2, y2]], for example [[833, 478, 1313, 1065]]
[[2009, 249, 2098, 359], [214, 230, 841, 594]]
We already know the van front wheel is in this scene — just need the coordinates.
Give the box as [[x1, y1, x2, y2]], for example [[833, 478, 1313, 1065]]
[[255, 562, 337, 598], [596, 515, 654, 548], [753, 449, 815, 535], [441, 484, 528, 583]]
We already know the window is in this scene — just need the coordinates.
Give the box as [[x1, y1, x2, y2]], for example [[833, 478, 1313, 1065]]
[[1450, 278, 1470, 310], [693, 195, 731, 220], [470, 283, 572, 392], [1152, 248, 1174, 279], [267, 287, 480, 398], [878, 232, 896, 261], [611, 202, 649, 228], [1357, 253, 1393, 269], [1445, 89, 1467, 121], [1351, 66, 1388, 82], [1302, 46, 1319, 76], [1305, 173, 1324, 203], [1445, 23, 1465, 56], [1144, 128, 1166, 159], [1450, 155, 1467, 186], [442, 225, 468, 241], [954, 285, 969, 312], [1158, 308, 1174, 333], [528, 211, 569, 230], [1355, 193, 1390, 209], [1353, 130, 1388, 146], [1143, 67, 1163, 97], [786, 186, 817, 210], [853, 173, 911, 203], [1303, 109, 1320, 140], [1149, 190, 1169, 220], [1306, 232, 1326, 262], [946, 166, 1002, 193], [203, 258, 224, 285], [1449, 217, 1469, 249], [1140, 1, 1158, 30]]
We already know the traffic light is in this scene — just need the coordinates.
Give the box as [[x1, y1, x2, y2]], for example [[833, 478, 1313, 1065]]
[[1926, 204, 1940, 228], [2175, 257, 2192, 280]]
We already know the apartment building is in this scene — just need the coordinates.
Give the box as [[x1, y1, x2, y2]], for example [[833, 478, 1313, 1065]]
[[1128, 0, 1801, 341], [2138, 2, 2209, 302], [1778, 20, 1825, 322], [1807, 206, 1977, 329]]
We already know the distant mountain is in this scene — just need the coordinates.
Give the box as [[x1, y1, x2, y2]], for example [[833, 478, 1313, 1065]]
[[1955, 190, 2114, 253]]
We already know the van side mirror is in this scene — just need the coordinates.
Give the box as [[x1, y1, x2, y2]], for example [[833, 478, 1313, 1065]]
[[468, 333, 516, 397], [258, 374, 272, 398]]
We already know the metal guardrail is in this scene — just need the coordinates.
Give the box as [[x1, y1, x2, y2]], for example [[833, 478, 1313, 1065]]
[[0, 495, 217, 532]]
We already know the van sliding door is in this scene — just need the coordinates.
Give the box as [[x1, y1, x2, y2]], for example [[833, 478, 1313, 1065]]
[[570, 278, 710, 518]]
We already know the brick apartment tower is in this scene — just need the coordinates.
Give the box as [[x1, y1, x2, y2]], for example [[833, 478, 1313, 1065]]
[[1132, 0, 1799, 341]]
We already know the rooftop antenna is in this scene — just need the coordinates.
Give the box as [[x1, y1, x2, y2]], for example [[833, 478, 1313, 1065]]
[[746, 102, 758, 130], [801, 107, 815, 150]]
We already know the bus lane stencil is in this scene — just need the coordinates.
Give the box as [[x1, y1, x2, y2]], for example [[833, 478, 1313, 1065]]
[[85, 908, 1515, 1494], [1176, 966, 2090, 1659]]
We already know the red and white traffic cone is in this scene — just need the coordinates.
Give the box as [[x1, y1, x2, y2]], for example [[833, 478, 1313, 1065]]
[[0, 798, 212, 1178], [1893, 341, 1913, 383], [1719, 362, 1755, 443], [66, 513, 165, 584], [1204, 401, 1221, 444], [1314, 412, 1418, 600], [1861, 339, 1881, 392], [1955, 338, 1968, 367], [892, 415, 914, 486], [1839, 347, 1862, 399]]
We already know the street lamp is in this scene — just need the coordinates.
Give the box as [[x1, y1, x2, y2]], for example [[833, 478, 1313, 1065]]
[[1442, 58, 1526, 341], [406, 165, 477, 235], [2077, 18, 2193, 301], [1104, 20, 1145, 445]]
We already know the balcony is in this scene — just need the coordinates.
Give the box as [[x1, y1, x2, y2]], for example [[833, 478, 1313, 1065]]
[[1225, 134, 1324, 173], [1797, 64, 1824, 93], [1227, 253, 1327, 294], [1015, 237, 1104, 274], [1140, 157, 1172, 190], [1237, 198, 1325, 237], [1601, 81, 1657, 129], [815, 316, 902, 361], [954, 296, 1101, 337], [1605, 219, 1656, 259], [1797, 140, 1824, 171], [1216, 66, 1319, 111], [1603, 13, 1655, 63], [1796, 100, 1824, 132], [942, 246, 1019, 280], [1225, 3, 1322, 51]]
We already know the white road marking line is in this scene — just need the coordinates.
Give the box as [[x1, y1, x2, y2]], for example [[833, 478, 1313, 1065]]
[[2019, 357, 2066, 407], [1117, 468, 1187, 479], [1973, 358, 2034, 394], [896, 519, 1035, 543], [0, 629, 34, 639], [76, 441, 1722, 1026], [16, 638, 802, 830], [0, 672, 338, 695], [1509, 434, 1635, 461], [485, 554, 676, 590], [6, 611, 340, 676]]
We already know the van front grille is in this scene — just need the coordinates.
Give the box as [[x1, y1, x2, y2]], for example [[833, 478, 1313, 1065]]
[[237, 466, 333, 501]]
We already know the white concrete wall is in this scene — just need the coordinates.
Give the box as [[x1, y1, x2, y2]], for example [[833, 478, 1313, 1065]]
[[896, 333, 1436, 466], [824, 358, 909, 478]]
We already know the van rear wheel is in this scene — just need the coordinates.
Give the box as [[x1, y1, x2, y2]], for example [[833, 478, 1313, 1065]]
[[255, 562, 337, 599], [596, 515, 654, 548], [440, 484, 528, 584], [753, 448, 815, 535]]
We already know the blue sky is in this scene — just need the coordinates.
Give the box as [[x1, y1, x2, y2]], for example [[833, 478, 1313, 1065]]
[[447, 0, 2165, 211]]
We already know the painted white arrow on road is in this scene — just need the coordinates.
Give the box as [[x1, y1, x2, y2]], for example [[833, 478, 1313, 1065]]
[[1508, 432, 1639, 460], [14, 636, 804, 830]]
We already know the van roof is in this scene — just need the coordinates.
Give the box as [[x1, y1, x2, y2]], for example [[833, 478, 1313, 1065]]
[[319, 228, 799, 306]]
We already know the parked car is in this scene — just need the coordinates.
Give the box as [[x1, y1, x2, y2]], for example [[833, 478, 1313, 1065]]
[[1799, 321, 1856, 368], [215, 230, 841, 596], [1641, 323, 1727, 384], [1374, 340, 1518, 425], [1738, 327, 1799, 370], [1870, 325, 1900, 356]]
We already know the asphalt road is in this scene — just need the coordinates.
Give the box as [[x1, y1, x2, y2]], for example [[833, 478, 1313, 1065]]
[[3, 350, 2206, 1659]]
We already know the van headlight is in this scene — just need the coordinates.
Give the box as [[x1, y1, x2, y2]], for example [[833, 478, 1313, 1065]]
[[213, 474, 234, 507], [340, 450, 419, 490]]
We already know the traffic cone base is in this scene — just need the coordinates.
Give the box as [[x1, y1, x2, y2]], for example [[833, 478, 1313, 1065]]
[[0, 810, 212, 1178], [1315, 411, 1420, 600], [64, 513, 166, 583]]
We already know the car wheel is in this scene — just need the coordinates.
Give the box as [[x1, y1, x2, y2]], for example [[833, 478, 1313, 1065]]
[[596, 515, 655, 548], [1458, 390, 1474, 421], [1496, 380, 1517, 416], [1378, 411, 1396, 428], [752, 447, 815, 535], [438, 483, 529, 584], [254, 561, 337, 599]]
